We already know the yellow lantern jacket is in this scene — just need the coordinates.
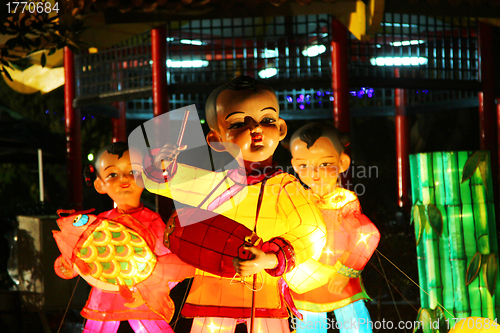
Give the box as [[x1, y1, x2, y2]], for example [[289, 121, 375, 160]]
[[284, 187, 380, 312], [142, 162, 327, 318]]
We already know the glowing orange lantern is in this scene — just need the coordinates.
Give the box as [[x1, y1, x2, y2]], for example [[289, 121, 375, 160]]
[[53, 210, 191, 322]]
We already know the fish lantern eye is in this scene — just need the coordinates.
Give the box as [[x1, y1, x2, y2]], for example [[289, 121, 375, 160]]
[[73, 214, 89, 227]]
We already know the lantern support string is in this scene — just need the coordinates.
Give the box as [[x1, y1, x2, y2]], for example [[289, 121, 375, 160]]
[[374, 249, 454, 318], [368, 252, 418, 313], [57, 276, 80, 333], [171, 277, 193, 332], [375, 251, 407, 333]]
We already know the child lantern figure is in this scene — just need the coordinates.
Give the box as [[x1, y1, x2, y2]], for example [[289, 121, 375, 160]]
[[285, 123, 380, 333], [137, 76, 327, 333], [55, 142, 193, 333]]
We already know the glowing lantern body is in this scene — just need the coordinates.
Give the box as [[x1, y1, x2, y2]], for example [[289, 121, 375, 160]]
[[142, 163, 326, 318], [285, 188, 380, 311], [165, 207, 262, 278]]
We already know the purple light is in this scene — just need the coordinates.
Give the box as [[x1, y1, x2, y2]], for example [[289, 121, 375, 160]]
[[423, 90, 428, 94], [45, 110, 49, 114], [325, 91, 330, 95], [329, 96, 334, 101], [306, 101, 311, 105], [357, 90, 365, 98], [350, 91, 357, 97], [286, 96, 293, 103], [299, 104, 305, 110], [82, 117, 86, 121], [318, 101, 322, 104], [316, 91, 322, 96], [367, 88, 374, 98]]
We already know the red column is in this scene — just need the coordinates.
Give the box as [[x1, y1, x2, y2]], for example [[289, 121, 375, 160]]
[[112, 101, 127, 143], [64, 47, 82, 210], [331, 19, 352, 190], [395, 69, 410, 209], [478, 22, 498, 200], [151, 26, 173, 217], [152, 27, 169, 117], [331, 19, 350, 134]]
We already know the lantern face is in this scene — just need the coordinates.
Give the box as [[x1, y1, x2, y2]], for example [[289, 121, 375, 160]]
[[128, 105, 250, 227], [212, 88, 286, 163], [93, 150, 143, 210], [291, 137, 346, 198]]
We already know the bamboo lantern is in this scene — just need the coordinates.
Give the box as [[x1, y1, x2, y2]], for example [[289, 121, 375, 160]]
[[409, 151, 499, 323]]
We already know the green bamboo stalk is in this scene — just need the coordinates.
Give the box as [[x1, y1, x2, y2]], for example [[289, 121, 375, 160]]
[[419, 154, 442, 310], [432, 152, 453, 312], [458, 153, 477, 258], [480, 263, 495, 319], [431, 152, 446, 206], [410, 154, 429, 309], [424, 226, 443, 309], [447, 205, 470, 318], [417, 153, 435, 205], [446, 152, 470, 318], [487, 203, 499, 260], [468, 272, 482, 317], [494, 254, 500, 318], [485, 203, 500, 318], [462, 202, 482, 317], [410, 154, 421, 204], [444, 152, 462, 206], [470, 172, 490, 255], [480, 152, 500, 318], [458, 153, 481, 318], [416, 240, 429, 309], [437, 208, 452, 311]]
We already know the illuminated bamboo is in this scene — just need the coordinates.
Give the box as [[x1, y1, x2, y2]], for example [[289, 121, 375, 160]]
[[424, 227, 442, 309], [410, 151, 500, 319], [443, 152, 469, 319], [432, 152, 453, 312], [455, 152, 481, 318], [469, 157, 496, 318], [410, 154, 429, 309], [419, 153, 442, 309], [417, 153, 435, 205], [447, 205, 470, 318], [480, 266, 495, 319]]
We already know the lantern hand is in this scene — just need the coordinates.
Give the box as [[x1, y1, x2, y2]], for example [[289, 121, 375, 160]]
[[232, 246, 277, 277], [327, 272, 350, 294]]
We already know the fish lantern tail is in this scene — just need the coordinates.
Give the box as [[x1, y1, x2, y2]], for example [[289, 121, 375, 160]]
[[134, 255, 182, 322]]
